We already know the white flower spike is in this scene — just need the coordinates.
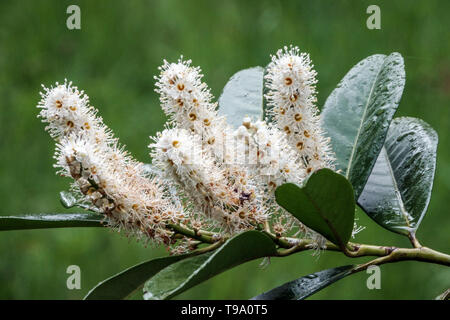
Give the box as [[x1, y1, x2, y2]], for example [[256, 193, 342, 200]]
[[154, 57, 229, 159], [39, 81, 185, 246], [265, 46, 335, 174]]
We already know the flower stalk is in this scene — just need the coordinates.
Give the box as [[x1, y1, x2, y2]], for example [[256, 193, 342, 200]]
[[156, 220, 450, 267], [166, 223, 221, 244]]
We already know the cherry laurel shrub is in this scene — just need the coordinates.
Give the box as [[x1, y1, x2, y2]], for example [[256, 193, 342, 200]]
[[1, 46, 449, 300]]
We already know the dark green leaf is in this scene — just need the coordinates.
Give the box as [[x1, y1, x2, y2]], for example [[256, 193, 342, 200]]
[[275, 169, 355, 247], [85, 253, 195, 300], [218, 67, 264, 128], [143, 230, 277, 300], [322, 53, 405, 198], [251, 265, 354, 300], [358, 117, 438, 235], [0, 213, 104, 231]]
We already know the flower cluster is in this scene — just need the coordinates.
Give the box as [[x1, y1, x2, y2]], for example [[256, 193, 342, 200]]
[[232, 118, 326, 241], [38, 81, 111, 144], [150, 128, 265, 233], [38, 46, 341, 252], [265, 46, 335, 173], [154, 57, 228, 159], [152, 58, 268, 233], [38, 80, 184, 246]]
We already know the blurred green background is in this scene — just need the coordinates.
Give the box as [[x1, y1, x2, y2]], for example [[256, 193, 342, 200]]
[[0, 0, 449, 299]]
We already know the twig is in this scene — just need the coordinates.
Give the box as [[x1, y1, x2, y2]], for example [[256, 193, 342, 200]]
[[166, 224, 450, 268]]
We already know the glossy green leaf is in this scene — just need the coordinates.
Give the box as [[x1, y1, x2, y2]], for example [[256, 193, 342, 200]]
[[143, 230, 277, 300], [251, 265, 354, 300], [322, 53, 405, 198], [275, 169, 355, 247], [0, 213, 103, 231], [358, 117, 438, 235], [218, 67, 264, 128], [85, 253, 196, 300]]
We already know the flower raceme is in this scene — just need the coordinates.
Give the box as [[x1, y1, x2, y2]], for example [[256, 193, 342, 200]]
[[37, 46, 339, 252], [154, 57, 228, 160], [38, 81, 185, 246], [265, 46, 335, 173]]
